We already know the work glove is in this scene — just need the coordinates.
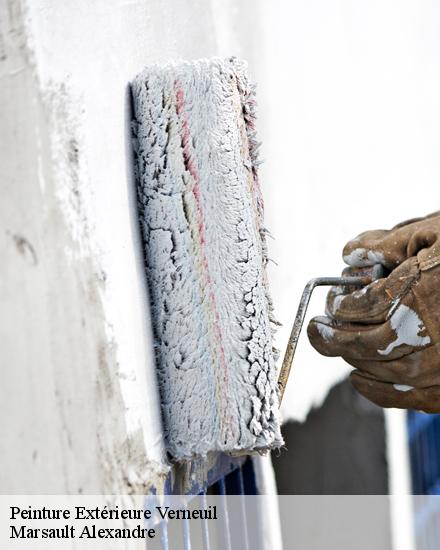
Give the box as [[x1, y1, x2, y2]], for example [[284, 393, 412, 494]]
[[307, 212, 440, 413]]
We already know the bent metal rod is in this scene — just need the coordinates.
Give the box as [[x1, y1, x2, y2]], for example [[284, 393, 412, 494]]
[[277, 276, 372, 405]]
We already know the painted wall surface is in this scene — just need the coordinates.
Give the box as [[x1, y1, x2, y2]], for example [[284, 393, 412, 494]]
[[2, 0, 435, 517], [256, 1, 440, 422], [0, 0, 266, 494]]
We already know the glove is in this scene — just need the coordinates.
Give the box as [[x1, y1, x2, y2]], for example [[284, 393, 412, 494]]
[[307, 212, 440, 413]]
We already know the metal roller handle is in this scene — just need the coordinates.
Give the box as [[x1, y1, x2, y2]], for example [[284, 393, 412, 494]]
[[277, 276, 372, 406]]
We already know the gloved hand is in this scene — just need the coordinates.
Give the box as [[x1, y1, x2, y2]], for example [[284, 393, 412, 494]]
[[307, 212, 440, 412]]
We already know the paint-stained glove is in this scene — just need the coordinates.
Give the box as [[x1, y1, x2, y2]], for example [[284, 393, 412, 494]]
[[307, 212, 440, 412]]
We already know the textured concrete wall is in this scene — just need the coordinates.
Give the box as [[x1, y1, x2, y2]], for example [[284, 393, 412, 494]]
[[0, 0, 265, 493]]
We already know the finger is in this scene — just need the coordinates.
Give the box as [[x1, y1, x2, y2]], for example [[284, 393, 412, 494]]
[[350, 371, 440, 413], [342, 229, 392, 268], [307, 316, 400, 360], [397, 212, 440, 268], [308, 299, 432, 361], [342, 350, 433, 387], [343, 212, 440, 269], [326, 279, 389, 323], [342, 220, 434, 269], [392, 211, 440, 229], [324, 265, 385, 319], [326, 259, 419, 324], [341, 264, 388, 280], [409, 230, 440, 271]]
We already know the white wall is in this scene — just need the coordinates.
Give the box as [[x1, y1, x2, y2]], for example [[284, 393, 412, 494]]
[[0, 0, 266, 493], [257, 0, 440, 421]]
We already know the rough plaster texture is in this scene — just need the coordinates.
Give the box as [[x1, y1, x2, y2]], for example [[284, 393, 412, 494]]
[[0, 0, 265, 494], [0, 0, 168, 495], [132, 58, 282, 459]]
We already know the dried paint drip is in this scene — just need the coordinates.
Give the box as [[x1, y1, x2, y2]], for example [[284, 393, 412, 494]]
[[131, 58, 283, 459]]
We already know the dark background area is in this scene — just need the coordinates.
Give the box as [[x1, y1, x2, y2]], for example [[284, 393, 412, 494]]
[[273, 378, 388, 494]]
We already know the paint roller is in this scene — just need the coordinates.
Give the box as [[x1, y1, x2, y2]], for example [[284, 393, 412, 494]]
[[131, 57, 283, 460]]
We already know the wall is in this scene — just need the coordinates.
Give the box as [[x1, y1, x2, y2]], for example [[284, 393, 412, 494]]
[[0, 0, 266, 493], [257, 1, 440, 422], [2, 1, 436, 518]]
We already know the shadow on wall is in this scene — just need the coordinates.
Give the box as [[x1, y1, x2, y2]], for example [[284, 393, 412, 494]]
[[273, 378, 388, 495]]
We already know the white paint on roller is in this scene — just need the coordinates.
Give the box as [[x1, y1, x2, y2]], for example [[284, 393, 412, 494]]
[[393, 384, 414, 392], [343, 248, 385, 267], [132, 58, 283, 459], [378, 304, 431, 356]]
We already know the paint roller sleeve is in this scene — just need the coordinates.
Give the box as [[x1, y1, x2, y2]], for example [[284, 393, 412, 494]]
[[131, 58, 283, 460]]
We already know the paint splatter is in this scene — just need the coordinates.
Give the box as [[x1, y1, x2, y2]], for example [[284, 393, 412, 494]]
[[393, 384, 414, 392], [343, 247, 385, 267], [316, 321, 335, 342], [378, 304, 431, 356]]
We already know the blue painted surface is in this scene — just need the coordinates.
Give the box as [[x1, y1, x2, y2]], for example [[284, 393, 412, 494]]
[[407, 411, 440, 495], [154, 456, 258, 549]]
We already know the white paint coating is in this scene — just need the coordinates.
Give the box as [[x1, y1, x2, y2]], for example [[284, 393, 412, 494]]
[[331, 293, 345, 314], [132, 59, 282, 458], [378, 304, 431, 356], [352, 285, 370, 298], [393, 384, 414, 392], [316, 322, 335, 343], [343, 248, 386, 268]]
